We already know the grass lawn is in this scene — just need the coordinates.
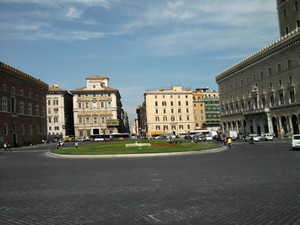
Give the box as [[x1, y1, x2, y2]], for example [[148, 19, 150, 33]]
[[51, 140, 223, 155]]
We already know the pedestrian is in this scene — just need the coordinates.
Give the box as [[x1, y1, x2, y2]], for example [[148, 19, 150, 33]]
[[8, 143, 11, 151], [75, 141, 78, 148], [227, 137, 232, 148], [223, 137, 227, 146], [3, 142, 7, 152]]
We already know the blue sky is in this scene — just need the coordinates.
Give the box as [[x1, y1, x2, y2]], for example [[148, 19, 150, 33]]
[[0, 0, 279, 126]]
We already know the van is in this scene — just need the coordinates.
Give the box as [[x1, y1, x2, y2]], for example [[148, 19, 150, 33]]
[[263, 133, 274, 141]]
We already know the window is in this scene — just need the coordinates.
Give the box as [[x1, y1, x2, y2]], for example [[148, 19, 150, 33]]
[[93, 102, 97, 108], [163, 116, 167, 121], [285, 26, 289, 35], [178, 101, 181, 106], [101, 102, 104, 108], [179, 125, 184, 130], [171, 116, 175, 121], [155, 109, 159, 114], [277, 63, 281, 73], [270, 94, 275, 106], [260, 70, 264, 79], [78, 117, 82, 124], [283, 10, 287, 18], [278, 80, 282, 87], [29, 125, 33, 135], [290, 89, 295, 103], [155, 101, 158, 107], [287, 59, 292, 69], [78, 102, 82, 109], [156, 125, 160, 130], [155, 116, 159, 121], [54, 117, 58, 123], [2, 97, 7, 112], [19, 102, 24, 114], [163, 125, 168, 130], [295, 1, 298, 10], [20, 125, 25, 135], [94, 117, 98, 124], [53, 99, 59, 105], [36, 125, 40, 135], [2, 84, 6, 91], [268, 67, 272, 75], [186, 101, 189, 106], [171, 125, 176, 130], [279, 91, 284, 105], [85, 102, 89, 108], [162, 101, 167, 106], [252, 74, 256, 82], [170, 101, 173, 106], [101, 117, 105, 124], [86, 117, 90, 124], [28, 103, 32, 115], [3, 123, 8, 135]]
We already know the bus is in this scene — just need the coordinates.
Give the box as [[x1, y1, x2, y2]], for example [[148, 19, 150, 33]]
[[189, 130, 214, 141], [90, 134, 111, 142], [110, 133, 130, 141]]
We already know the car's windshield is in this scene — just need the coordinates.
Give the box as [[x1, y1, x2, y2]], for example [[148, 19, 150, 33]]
[[293, 136, 300, 140]]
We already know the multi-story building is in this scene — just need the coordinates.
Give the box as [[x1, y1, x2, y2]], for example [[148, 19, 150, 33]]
[[216, 1, 300, 136], [47, 85, 74, 141], [71, 75, 127, 138], [193, 88, 221, 130], [0, 62, 48, 147], [193, 89, 206, 129], [138, 86, 196, 138]]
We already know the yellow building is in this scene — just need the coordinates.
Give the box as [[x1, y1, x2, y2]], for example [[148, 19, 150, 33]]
[[139, 86, 196, 138]]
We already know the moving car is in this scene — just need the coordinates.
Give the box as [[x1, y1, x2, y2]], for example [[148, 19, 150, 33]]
[[292, 134, 300, 150], [245, 134, 260, 142], [259, 133, 274, 141]]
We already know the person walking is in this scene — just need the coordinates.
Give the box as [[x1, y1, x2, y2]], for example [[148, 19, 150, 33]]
[[75, 141, 78, 148], [3, 142, 7, 152], [227, 137, 232, 148]]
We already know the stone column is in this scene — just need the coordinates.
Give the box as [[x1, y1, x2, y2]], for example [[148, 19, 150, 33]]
[[267, 113, 273, 134]]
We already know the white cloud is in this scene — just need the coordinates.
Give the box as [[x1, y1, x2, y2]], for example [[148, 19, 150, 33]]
[[65, 6, 82, 19]]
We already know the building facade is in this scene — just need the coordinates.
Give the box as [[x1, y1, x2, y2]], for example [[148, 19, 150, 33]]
[[47, 85, 74, 141], [0, 62, 48, 147], [71, 76, 127, 138], [193, 88, 221, 130], [277, 0, 300, 37], [216, 30, 300, 136], [138, 86, 196, 138], [216, 0, 300, 137]]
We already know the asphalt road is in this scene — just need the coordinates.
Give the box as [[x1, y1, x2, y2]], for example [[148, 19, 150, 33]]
[[0, 141, 299, 225]]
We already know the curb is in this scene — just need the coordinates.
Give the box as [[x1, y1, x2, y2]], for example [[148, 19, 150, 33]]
[[47, 146, 227, 159]]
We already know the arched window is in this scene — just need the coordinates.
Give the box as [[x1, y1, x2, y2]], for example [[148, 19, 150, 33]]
[[3, 123, 8, 135]]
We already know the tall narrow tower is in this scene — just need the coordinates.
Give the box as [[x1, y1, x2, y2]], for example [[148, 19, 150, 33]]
[[277, 0, 300, 37]]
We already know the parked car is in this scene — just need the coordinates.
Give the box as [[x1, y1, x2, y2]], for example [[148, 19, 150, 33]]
[[260, 133, 274, 141], [245, 134, 260, 142], [292, 134, 300, 150]]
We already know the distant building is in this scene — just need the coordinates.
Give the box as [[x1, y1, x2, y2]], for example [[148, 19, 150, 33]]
[[216, 1, 300, 136], [71, 76, 127, 138], [193, 88, 221, 130], [47, 85, 74, 141], [0, 62, 48, 147], [137, 86, 196, 138]]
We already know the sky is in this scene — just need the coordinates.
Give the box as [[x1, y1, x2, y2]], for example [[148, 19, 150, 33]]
[[0, 0, 279, 126]]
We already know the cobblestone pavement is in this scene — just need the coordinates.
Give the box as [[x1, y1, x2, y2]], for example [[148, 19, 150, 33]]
[[0, 141, 300, 225]]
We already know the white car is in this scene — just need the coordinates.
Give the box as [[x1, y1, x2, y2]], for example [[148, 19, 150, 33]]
[[292, 134, 300, 150], [245, 134, 260, 142]]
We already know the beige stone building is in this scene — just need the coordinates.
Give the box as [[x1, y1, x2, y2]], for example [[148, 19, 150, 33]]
[[216, 0, 300, 136], [71, 76, 126, 138], [138, 86, 196, 138], [47, 85, 74, 140]]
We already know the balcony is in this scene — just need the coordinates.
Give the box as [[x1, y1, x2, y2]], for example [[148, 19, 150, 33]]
[[243, 108, 270, 116], [106, 119, 120, 127]]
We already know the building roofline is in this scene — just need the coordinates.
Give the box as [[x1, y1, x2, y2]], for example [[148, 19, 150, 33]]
[[216, 28, 300, 82], [0, 61, 48, 88]]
